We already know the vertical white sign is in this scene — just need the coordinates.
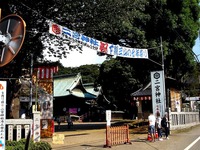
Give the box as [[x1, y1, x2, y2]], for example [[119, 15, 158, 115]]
[[0, 81, 6, 150], [151, 71, 165, 118], [33, 112, 41, 142], [106, 110, 111, 126]]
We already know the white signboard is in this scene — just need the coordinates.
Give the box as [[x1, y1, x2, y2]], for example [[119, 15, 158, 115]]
[[151, 71, 165, 118], [106, 110, 111, 126], [0, 81, 6, 150], [33, 112, 41, 142], [42, 120, 48, 129]]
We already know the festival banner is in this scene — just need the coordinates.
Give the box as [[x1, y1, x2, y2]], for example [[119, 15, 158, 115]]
[[49, 22, 149, 59]]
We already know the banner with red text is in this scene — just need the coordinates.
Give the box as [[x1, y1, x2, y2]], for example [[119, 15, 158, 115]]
[[49, 22, 148, 59]]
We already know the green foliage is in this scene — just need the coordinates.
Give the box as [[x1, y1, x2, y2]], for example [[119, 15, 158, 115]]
[[99, 59, 141, 109], [1, 0, 200, 112], [1, 0, 199, 80], [29, 141, 52, 150], [58, 64, 100, 83], [5, 139, 52, 150], [6, 140, 18, 146]]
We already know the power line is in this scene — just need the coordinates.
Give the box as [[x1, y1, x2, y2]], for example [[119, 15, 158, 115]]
[[20, 2, 50, 21], [19, 2, 164, 52]]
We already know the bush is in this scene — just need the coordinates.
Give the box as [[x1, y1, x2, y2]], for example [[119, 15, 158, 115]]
[[5, 144, 24, 150], [6, 139, 52, 150], [6, 140, 18, 146], [29, 141, 52, 150]]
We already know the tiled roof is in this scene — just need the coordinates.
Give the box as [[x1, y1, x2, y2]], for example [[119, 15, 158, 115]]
[[53, 73, 97, 99], [53, 73, 81, 97], [131, 82, 152, 97]]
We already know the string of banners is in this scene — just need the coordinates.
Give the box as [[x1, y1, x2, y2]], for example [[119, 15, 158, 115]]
[[34, 66, 59, 79], [49, 22, 149, 59]]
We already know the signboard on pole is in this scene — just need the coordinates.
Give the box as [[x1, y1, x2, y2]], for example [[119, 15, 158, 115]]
[[106, 110, 111, 126], [151, 71, 165, 118], [0, 81, 6, 150]]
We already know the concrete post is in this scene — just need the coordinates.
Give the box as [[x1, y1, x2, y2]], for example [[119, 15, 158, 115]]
[[33, 111, 41, 142]]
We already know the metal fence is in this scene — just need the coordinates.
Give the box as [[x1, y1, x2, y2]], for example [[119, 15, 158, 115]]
[[169, 109, 200, 130]]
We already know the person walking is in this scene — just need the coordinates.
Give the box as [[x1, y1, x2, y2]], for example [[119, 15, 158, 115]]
[[67, 114, 73, 129], [156, 112, 163, 141], [161, 114, 170, 139], [148, 113, 156, 142]]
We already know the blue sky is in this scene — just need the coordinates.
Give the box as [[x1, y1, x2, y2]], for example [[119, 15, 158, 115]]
[[193, 38, 200, 59]]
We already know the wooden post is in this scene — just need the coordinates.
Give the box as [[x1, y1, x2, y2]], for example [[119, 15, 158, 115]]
[[0, 8, 1, 21]]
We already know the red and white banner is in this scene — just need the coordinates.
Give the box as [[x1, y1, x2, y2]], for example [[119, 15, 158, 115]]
[[35, 66, 58, 79], [49, 22, 149, 59]]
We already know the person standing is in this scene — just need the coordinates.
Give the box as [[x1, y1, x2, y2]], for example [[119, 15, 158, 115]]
[[67, 114, 73, 129], [57, 116, 61, 130], [161, 114, 170, 139], [148, 113, 156, 142], [156, 112, 163, 141]]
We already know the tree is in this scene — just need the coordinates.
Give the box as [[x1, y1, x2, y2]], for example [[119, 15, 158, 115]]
[[57, 64, 100, 83], [1, 0, 199, 112], [144, 0, 199, 80], [98, 0, 200, 109], [98, 59, 141, 110]]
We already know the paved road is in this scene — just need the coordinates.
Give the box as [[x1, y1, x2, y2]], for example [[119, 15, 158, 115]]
[[41, 122, 200, 150]]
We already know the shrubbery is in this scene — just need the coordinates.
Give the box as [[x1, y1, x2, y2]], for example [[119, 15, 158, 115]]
[[6, 139, 52, 150]]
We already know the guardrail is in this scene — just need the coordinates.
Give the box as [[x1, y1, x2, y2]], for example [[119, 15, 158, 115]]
[[169, 110, 200, 130], [6, 119, 33, 141]]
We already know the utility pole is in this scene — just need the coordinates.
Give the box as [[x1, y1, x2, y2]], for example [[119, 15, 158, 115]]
[[160, 37, 167, 113], [29, 54, 33, 117], [161, 37, 164, 70]]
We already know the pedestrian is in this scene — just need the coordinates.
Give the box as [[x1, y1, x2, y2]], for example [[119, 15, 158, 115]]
[[156, 112, 163, 141], [57, 116, 61, 130], [161, 114, 170, 139], [148, 113, 156, 142], [67, 114, 73, 129]]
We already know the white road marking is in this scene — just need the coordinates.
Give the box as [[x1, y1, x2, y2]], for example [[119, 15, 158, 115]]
[[184, 136, 200, 150]]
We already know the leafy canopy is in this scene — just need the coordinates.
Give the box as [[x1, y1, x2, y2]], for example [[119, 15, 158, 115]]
[[0, 0, 199, 110]]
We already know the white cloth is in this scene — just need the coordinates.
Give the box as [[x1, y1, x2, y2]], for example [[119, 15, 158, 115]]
[[156, 117, 162, 128], [21, 113, 26, 119], [148, 114, 156, 126]]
